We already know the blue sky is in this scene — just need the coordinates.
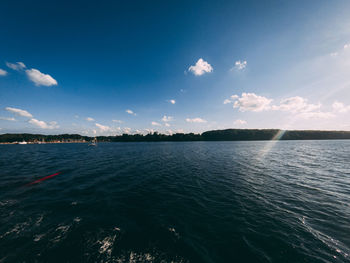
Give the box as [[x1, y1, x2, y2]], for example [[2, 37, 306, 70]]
[[1, 0, 350, 135]]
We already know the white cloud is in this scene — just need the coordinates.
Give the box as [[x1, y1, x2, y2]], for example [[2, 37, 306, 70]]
[[26, 68, 58, 86], [188, 58, 213, 76], [85, 117, 95, 121], [151, 121, 161, 126], [165, 130, 173, 135], [186, 117, 207, 123], [0, 116, 16, 121], [29, 119, 59, 129], [5, 107, 33, 118], [332, 101, 350, 113], [224, 95, 240, 104], [112, 119, 123, 123], [0, 69, 7, 76], [233, 60, 247, 70], [6, 62, 26, 71], [126, 109, 136, 115], [234, 119, 247, 125], [95, 123, 111, 132], [145, 128, 155, 134], [161, 115, 173, 122], [123, 127, 131, 134], [272, 96, 320, 113], [168, 99, 176, 104], [231, 93, 272, 112], [330, 52, 338, 57], [227, 93, 335, 120], [164, 123, 170, 127], [297, 112, 335, 120], [344, 43, 350, 49]]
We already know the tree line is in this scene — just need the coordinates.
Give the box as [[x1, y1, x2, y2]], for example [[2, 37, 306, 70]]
[[2, 129, 350, 143]]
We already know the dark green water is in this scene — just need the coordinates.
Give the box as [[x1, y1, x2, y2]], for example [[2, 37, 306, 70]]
[[1, 141, 350, 262]]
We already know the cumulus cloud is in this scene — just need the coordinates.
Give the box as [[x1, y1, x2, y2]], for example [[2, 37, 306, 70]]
[[234, 119, 247, 125], [151, 121, 161, 126], [272, 96, 320, 113], [344, 43, 350, 49], [188, 58, 213, 76], [332, 101, 350, 113], [161, 115, 173, 122], [164, 123, 170, 127], [165, 129, 173, 135], [186, 117, 207, 123], [230, 93, 272, 112], [123, 127, 131, 134], [145, 128, 155, 134], [85, 117, 95, 121], [233, 60, 247, 70], [29, 119, 59, 129], [0, 116, 16, 121], [95, 123, 111, 132], [0, 69, 7, 76], [167, 99, 176, 104], [5, 107, 33, 118], [223, 99, 231, 104], [226, 93, 335, 120], [6, 62, 26, 71], [126, 109, 136, 115], [25, 68, 58, 86]]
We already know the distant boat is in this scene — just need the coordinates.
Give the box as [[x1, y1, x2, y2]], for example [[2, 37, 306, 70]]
[[88, 137, 97, 146], [18, 140, 27, 145]]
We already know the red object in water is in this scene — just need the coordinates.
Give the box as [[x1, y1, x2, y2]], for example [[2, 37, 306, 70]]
[[26, 172, 61, 186]]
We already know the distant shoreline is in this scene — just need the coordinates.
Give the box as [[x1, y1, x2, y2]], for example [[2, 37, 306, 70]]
[[1, 129, 350, 143]]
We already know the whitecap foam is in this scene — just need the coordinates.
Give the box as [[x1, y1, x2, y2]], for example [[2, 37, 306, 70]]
[[0, 221, 29, 238], [51, 224, 71, 243], [73, 217, 82, 223], [35, 214, 44, 226], [168, 227, 180, 239], [98, 235, 116, 256], [34, 233, 46, 242]]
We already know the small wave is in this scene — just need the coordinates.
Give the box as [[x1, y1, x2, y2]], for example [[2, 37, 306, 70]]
[[0, 221, 29, 238], [97, 227, 121, 256], [114, 251, 187, 263], [73, 217, 82, 223], [33, 233, 46, 242], [168, 227, 180, 239], [98, 235, 116, 256], [0, 199, 17, 207], [51, 224, 71, 243], [129, 251, 154, 262], [301, 218, 349, 259], [35, 214, 44, 226]]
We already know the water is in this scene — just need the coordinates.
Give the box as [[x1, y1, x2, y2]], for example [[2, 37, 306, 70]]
[[1, 141, 350, 263]]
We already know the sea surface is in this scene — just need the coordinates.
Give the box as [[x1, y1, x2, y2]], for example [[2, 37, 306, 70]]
[[1, 141, 350, 263]]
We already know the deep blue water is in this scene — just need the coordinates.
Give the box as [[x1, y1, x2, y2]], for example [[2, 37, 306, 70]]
[[1, 141, 350, 263]]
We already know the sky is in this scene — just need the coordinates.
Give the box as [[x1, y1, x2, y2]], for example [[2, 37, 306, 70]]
[[1, 0, 350, 136]]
